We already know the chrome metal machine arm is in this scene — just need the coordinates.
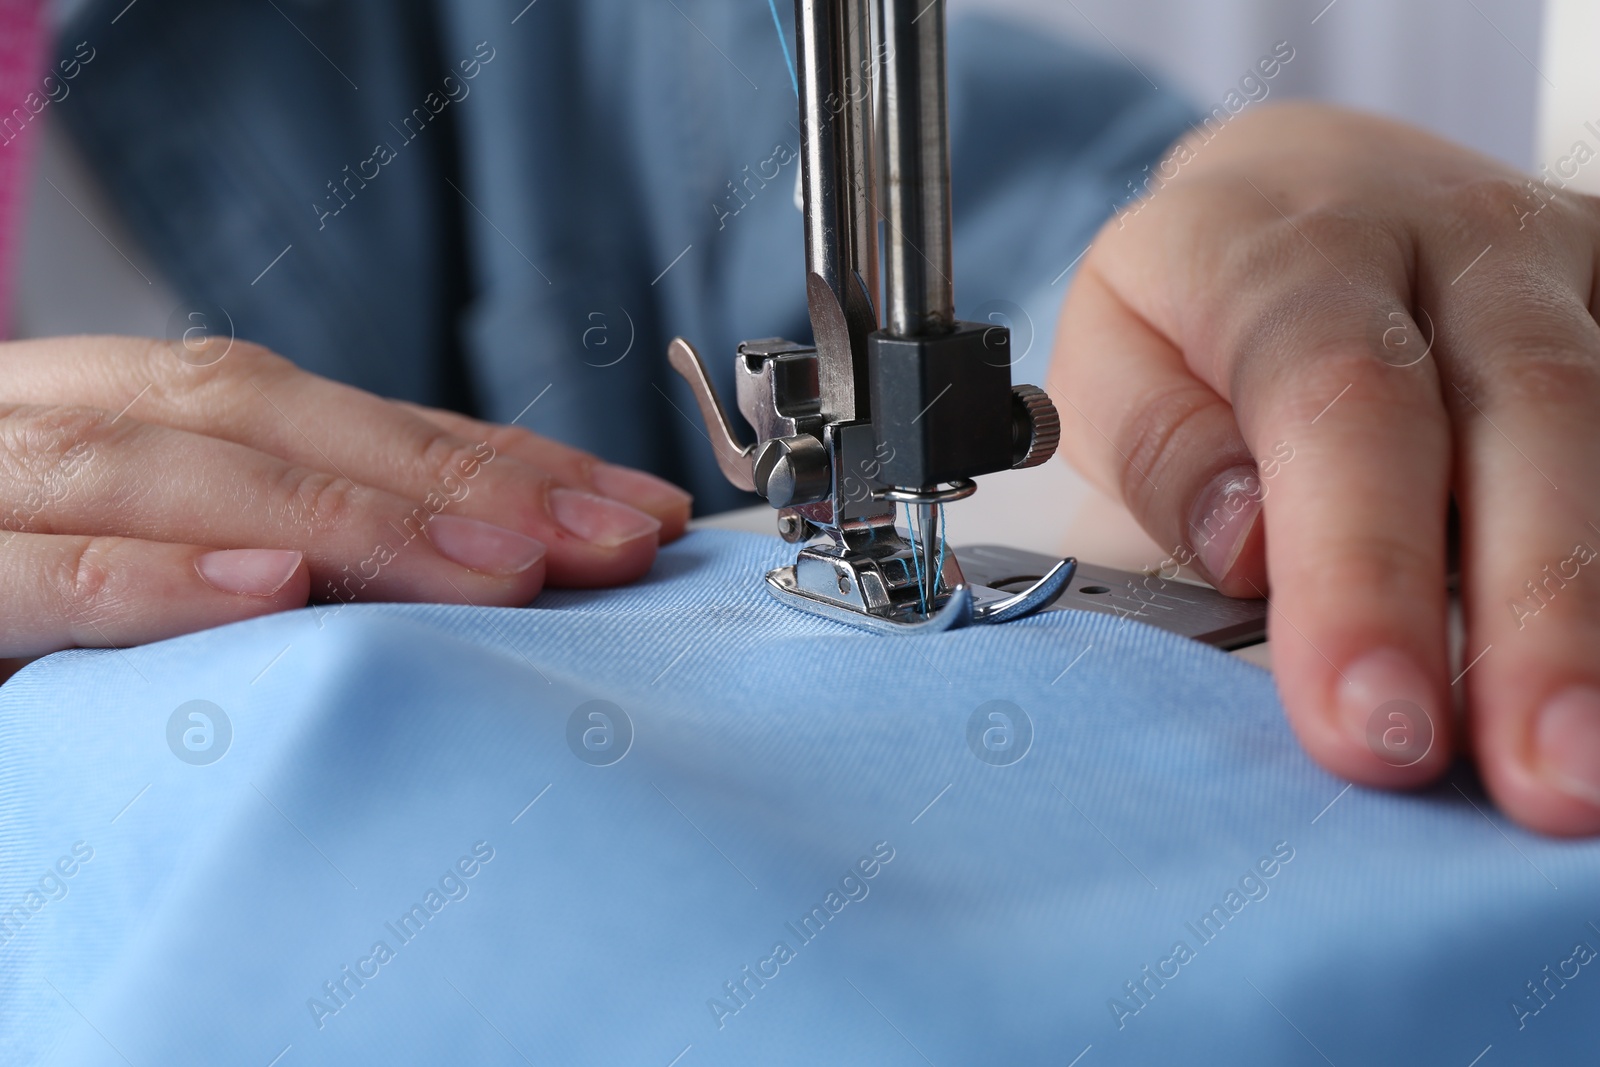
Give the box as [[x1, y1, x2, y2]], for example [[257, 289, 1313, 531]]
[[668, 0, 1066, 634]]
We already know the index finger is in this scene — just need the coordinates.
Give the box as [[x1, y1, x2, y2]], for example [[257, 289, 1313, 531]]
[[1, 337, 668, 587], [1077, 178, 1457, 789]]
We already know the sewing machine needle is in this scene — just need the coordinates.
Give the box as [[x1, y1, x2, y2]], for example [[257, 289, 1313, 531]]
[[918, 501, 938, 607]]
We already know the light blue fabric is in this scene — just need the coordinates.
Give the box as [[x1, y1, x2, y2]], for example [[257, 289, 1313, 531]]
[[3, 530, 1598, 1064]]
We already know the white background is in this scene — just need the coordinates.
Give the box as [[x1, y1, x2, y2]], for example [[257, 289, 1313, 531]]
[[957, 0, 1545, 169]]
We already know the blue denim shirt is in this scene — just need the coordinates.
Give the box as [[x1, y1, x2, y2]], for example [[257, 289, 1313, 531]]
[[55, 0, 1194, 512]]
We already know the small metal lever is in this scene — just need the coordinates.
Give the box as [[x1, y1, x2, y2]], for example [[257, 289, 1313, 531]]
[[666, 338, 756, 493]]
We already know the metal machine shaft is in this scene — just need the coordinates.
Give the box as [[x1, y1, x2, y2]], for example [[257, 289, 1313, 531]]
[[794, 0, 880, 424], [664, 0, 1066, 635], [878, 0, 954, 339]]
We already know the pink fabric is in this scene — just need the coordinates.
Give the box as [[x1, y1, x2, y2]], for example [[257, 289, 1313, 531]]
[[0, 0, 48, 339]]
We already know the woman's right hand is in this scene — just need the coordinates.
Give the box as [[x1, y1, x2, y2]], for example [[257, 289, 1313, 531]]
[[0, 334, 691, 663]]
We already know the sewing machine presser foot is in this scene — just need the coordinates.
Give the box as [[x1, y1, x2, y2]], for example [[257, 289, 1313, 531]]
[[763, 536, 1077, 635]]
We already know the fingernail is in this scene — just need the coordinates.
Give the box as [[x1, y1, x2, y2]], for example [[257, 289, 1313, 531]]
[[549, 487, 662, 548], [590, 463, 693, 509], [1534, 686, 1600, 808], [426, 515, 547, 576], [195, 549, 303, 597], [1188, 465, 1263, 583], [1339, 647, 1439, 767]]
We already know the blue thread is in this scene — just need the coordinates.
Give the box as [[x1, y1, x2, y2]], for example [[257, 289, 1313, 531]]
[[903, 503, 950, 618], [906, 504, 927, 617], [765, 0, 800, 96]]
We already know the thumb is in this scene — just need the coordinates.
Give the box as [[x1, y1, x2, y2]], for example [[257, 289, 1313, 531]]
[[1049, 262, 1269, 595]]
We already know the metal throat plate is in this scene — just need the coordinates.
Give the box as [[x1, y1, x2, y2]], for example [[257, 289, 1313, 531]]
[[955, 545, 1267, 650]]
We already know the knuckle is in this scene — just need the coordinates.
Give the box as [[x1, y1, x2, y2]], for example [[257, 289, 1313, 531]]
[[476, 422, 536, 457], [0, 404, 122, 475], [483, 421, 576, 463], [225, 340, 296, 377], [477, 421, 589, 482], [148, 337, 294, 408], [1286, 348, 1408, 425], [1276, 205, 1363, 248], [1220, 205, 1402, 308], [1463, 347, 1600, 410], [1221, 279, 1405, 399], [1233, 321, 1412, 427], [49, 536, 127, 622], [1444, 175, 1549, 231], [1266, 206, 1387, 267], [1439, 175, 1600, 259], [273, 465, 366, 533], [417, 428, 497, 493]]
